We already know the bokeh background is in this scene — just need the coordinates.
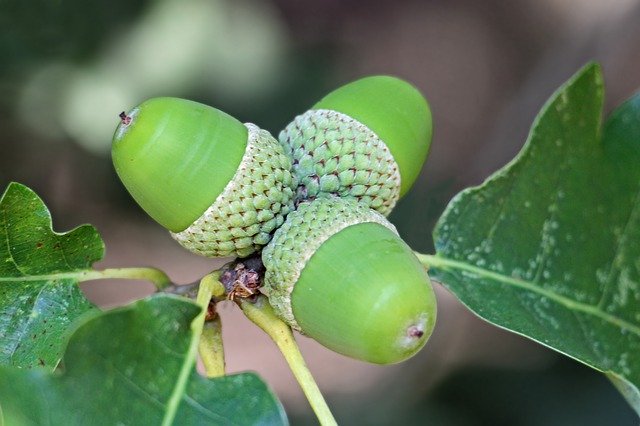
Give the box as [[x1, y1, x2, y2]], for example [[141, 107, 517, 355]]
[[2, 0, 640, 424]]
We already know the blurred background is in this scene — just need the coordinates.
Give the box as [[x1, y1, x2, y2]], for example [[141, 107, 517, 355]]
[[1, 0, 639, 424]]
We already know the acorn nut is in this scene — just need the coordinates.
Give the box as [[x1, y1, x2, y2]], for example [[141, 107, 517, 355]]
[[112, 97, 296, 258], [279, 76, 433, 215], [261, 196, 436, 364]]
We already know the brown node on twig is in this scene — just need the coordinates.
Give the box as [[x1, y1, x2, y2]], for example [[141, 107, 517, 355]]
[[220, 254, 265, 302]]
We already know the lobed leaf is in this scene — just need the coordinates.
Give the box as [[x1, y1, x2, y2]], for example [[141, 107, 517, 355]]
[[430, 63, 640, 415], [0, 182, 103, 369], [0, 295, 288, 425]]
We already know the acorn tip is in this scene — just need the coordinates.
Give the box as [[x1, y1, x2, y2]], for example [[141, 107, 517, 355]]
[[407, 325, 424, 339], [119, 111, 132, 125]]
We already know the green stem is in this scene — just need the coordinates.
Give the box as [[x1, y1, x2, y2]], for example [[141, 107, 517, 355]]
[[239, 295, 337, 426], [197, 273, 227, 378], [414, 251, 435, 271], [0, 267, 173, 290], [77, 267, 172, 290], [162, 271, 215, 426], [416, 251, 640, 335], [199, 318, 225, 377], [200, 272, 227, 299]]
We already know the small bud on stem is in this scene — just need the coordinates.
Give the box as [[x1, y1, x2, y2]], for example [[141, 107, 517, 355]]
[[220, 255, 265, 301]]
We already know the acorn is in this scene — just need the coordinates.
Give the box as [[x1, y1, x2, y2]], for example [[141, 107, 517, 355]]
[[279, 76, 432, 215], [112, 97, 296, 258], [261, 196, 436, 364]]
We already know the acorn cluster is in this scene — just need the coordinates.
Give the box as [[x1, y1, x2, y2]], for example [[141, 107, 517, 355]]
[[112, 76, 436, 364]]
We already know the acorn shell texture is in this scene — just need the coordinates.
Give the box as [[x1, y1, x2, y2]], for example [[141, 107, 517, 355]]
[[171, 123, 296, 258], [279, 109, 401, 215], [261, 196, 436, 364], [261, 196, 394, 327], [278, 75, 432, 216]]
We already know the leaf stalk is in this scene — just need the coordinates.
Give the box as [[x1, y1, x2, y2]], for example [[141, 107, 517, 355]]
[[239, 295, 337, 426], [77, 267, 173, 290], [197, 273, 227, 377]]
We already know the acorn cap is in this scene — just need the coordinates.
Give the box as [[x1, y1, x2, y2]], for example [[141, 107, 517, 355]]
[[313, 76, 432, 197], [113, 97, 296, 258], [112, 97, 247, 232], [171, 124, 296, 257], [280, 109, 402, 215], [261, 197, 436, 364]]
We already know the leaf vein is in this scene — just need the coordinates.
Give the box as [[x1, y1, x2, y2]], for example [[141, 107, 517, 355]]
[[597, 185, 640, 309], [182, 394, 236, 425], [2, 208, 27, 277], [96, 351, 167, 411], [8, 281, 51, 364], [426, 255, 640, 336]]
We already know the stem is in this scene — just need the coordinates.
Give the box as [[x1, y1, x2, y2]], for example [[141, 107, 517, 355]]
[[162, 271, 214, 426], [200, 272, 227, 299], [414, 251, 434, 271], [197, 272, 227, 378], [77, 267, 173, 290], [1, 267, 174, 291], [239, 296, 337, 426], [199, 318, 225, 377]]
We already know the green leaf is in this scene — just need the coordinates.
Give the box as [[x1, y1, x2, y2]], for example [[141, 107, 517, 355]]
[[0, 295, 288, 425], [429, 63, 640, 415], [0, 182, 104, 370]]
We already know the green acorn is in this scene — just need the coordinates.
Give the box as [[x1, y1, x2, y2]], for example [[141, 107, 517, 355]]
[[261, 196, 436, 364], [112, 97, 296, 258], [279, 76, 432, 215]]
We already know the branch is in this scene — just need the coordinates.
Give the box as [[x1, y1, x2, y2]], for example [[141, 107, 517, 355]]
[[414, 251, 433, 271], [196, 273, 227, 378], [199, 318, 225, 377], [77, 267, 173, 290], [239, 295, 337, 426]]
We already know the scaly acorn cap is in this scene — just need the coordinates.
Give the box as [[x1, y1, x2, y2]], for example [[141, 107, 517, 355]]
[[261, 197, 436, 364], [112, 97, 296, 258], [279, 76, 432, 215]]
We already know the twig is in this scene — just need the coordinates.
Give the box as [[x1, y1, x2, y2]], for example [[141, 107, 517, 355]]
[[196, 272, 227, 377], [239, 295, 337, 426], [199, 317, 225, 377], [77, 267, 173, 290]]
